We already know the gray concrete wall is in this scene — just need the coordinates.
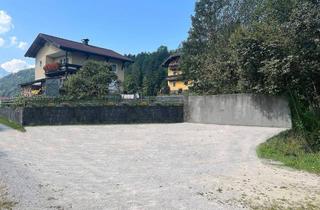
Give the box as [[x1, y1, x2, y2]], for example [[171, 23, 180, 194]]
[[44, 78, 61, 97], [0, 107, 23, 124], [184, 94, 292, 128]]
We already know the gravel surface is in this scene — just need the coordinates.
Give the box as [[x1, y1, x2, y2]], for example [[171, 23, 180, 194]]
[[0, 123, 319, 209]]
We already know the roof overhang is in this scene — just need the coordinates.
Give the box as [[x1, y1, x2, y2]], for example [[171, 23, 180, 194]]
[[25, 34, 47, 58], [161, 54, 181, 68], [59, 46, 134, 63], [162, 54, 181, 67], [20, 78, 46, 87], [25, 34, 133, 64]]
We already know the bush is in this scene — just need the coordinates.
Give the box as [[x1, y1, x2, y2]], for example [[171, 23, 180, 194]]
[[257, 130, 320, 174], [62, 60, 118, 99], [181, 0, 320, 152], [290, 95, 320, 152]]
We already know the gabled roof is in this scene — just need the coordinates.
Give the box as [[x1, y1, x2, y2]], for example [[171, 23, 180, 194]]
[[161, 54, 181, 67], [25, 33, 133, 63]]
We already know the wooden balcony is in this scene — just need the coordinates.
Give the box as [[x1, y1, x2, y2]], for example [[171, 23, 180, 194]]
[[168, 63, 180, 71], [166, 75, 184, 81], [44, 63, 82, 77]]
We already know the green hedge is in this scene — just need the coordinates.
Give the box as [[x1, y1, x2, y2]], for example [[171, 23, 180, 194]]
[[1, 96, 183, 108]]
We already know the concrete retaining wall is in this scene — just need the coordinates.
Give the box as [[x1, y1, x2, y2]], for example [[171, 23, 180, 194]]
[[20, 105, 183, 126], [0, 94, 291, 128], [184, 94, 292, 128], [0, 107, 23, 124]]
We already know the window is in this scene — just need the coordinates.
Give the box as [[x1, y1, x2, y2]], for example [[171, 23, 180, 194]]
[[173, 82, 176, 87], [111, 64, 117, 72], [39, 60, 42, 67]]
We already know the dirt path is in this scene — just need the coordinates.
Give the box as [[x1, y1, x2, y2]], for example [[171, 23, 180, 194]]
[[0, 124, 319, 209]]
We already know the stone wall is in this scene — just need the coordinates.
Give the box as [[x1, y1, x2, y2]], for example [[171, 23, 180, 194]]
[[184, 94, 292, 128], [21, 105, 184, 126]]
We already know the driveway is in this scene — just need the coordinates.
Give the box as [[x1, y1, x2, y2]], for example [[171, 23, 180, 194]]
[[0, 124, 319, 209]]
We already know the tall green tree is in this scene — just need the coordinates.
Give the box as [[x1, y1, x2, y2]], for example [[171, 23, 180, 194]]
[[182, 0, 320, 150], [63, 60, 118, 99], [124, 46, 170, 96], [181, 0, 247, 94]]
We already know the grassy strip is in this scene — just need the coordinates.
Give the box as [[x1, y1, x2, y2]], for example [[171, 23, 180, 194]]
[[0, 199, 16, 210], [0, 186, 16, 210], [0, 117, 26, 132], [257, 130, 320, 174]]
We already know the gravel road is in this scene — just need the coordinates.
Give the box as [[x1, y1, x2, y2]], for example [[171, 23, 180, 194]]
[[0, 123, 319, 209]]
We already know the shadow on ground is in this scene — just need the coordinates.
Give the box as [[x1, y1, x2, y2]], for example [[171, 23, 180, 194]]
[[0, 125, 10, 132]]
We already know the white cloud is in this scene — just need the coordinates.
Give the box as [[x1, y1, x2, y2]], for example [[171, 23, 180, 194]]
[[0, 12, 28, 50], [0, 37, 4, 47], [18, 41, 28, 50], [8, 36, 28, 50], [0, 10, 13, 34], [1, 59, 34, 73], [10, 36, 17, 45]]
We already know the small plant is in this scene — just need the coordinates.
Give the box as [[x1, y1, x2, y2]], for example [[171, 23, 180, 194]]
[[257, 130, 320, 174], [0, 184, 16, 210], [0, 117, 25, 132]]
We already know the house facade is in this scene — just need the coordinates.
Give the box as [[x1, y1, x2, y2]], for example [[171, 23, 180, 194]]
[[22, 33, 132, 97], [162, 54, 190, 94]]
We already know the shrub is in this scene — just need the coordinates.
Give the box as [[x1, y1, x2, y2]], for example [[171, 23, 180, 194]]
[[62, 60, 118, 99]]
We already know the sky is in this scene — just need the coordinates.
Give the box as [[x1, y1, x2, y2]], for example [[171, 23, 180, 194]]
[[0, 0, 195, 73]]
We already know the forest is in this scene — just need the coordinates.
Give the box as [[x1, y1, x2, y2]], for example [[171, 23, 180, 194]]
[[181, 0, 319, 162], [123, 46, 172, 96]]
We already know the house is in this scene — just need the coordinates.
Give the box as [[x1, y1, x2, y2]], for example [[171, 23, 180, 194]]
[[162, 54, 190, 94], [21, 33, 132, 96]]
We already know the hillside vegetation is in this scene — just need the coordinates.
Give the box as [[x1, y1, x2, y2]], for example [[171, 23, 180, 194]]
[[181, 0, 320, 171], [0, 68, 34, 97], [0, 68, 9, 78], [124, 46, 171, 96]]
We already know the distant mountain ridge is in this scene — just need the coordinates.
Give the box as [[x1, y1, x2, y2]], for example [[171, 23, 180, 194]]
[[0, 68, 9, 78], [0, 68, 35, 97]]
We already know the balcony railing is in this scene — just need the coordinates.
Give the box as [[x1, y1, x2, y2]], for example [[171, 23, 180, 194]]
[[44, 63, 82, 77], [168, 63, 180, 71], [166, 75, 184, 81]]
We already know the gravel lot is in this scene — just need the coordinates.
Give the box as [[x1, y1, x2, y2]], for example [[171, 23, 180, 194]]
[[0, 123, 319, 209]]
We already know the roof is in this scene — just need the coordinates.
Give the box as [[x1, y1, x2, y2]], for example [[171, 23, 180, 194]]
[[25, 33, 133, 63], [161, 54, 181, 67], [20, 78, 46, 87]]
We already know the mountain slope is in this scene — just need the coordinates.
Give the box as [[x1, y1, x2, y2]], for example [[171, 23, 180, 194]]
[[0, 68, 35, 97], [0, 68, 9, 79]]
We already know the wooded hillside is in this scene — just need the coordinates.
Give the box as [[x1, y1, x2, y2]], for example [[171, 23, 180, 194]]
[[0, 68, 34, 97]]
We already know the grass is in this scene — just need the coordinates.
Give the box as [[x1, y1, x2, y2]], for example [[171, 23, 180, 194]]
[[0, 199, 16, 210], [0, 186, 16, 210], [0, 117, 25, 132], [257, 130, 320, 174]]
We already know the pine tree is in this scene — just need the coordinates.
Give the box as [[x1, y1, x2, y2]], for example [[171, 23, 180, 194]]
[[124, 46, 170, 96], [181, 0, 239, 94]]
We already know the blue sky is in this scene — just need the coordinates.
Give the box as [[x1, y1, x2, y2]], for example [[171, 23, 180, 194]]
[[0, 0, 195, 73]]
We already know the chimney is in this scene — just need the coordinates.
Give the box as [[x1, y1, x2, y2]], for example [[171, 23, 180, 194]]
[[81, 38, 89, 45]]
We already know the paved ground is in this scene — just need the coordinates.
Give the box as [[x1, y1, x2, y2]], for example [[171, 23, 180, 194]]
[[0, 123, 319, 210]]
